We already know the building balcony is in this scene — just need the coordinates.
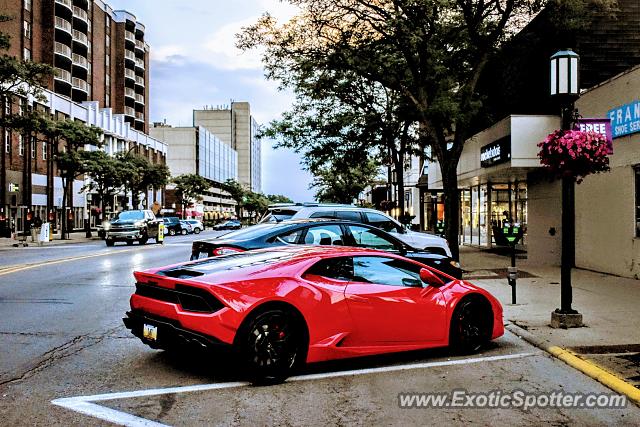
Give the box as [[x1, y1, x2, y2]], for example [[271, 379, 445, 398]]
[[124, 50, 136, 61], [135, 39, 145, 52], [54, 42, 72, 60], [125, 30, 135, 43], [55, 0, 72, 12], [124, 106, 135, 117], [125, 87, 135, 99], [135, 93, 145, 105], [125, 69, 136, 81], [72, 53, 88, 69], [135, 111, 144, 121], [72, 77, 88, 92], [135, 76, 144, 87], [135, 58, 145, 70], [72, 30, 89, 47], [54, 16, 72, 34], [72, 6, 88, 23], [54, 67, 72, 84]]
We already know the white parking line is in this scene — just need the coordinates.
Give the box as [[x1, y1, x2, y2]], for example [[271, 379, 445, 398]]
[[52, 351, 539, 426]]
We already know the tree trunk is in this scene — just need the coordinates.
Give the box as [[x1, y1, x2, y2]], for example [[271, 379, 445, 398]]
[[440, 158, 460, 261], [60, 176, 68, 239], [393, 158, 405, 218]]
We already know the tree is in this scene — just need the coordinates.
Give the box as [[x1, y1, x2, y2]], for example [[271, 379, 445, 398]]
[[243, 192, 270, 222], [221, 179, 247, 218], [239, 0, 612, 260], [172, 174, 210, 218], [51, 120, 103, 239], [0, 14, 54, 231], [80, 150, 123, 220], [266, 194, 294, 204], [311, 158, 379, 204], [116, 152, 170, 209]]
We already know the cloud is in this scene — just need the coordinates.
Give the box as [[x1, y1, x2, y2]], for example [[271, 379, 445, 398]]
[[151, 44, 187, 63]]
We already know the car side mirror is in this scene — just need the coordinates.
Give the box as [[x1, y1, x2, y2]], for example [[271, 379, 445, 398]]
[[420, 268, 445, 287]]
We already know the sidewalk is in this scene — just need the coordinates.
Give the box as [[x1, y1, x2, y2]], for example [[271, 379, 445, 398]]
[[0, 231, 101, 248], [460, 245, 640, 396]]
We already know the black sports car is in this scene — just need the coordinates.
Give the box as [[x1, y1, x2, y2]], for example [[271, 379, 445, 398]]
[[191, 219, 462, 278]]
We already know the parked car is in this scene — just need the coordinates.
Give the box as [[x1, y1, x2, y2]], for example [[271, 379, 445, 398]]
[[162, 216, 187, 236], [191, 219, 462, 278], [180, 220, 194, 234], [184, 219, 204, 234], [212, 219, 241, 231], [123, 246, 503, 382], [104, 210, 162, 246], [260, 203, 451, 256]]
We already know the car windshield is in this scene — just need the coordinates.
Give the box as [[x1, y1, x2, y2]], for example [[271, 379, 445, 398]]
[[114, 211, 144, 220], [170, 251, 294, 274]]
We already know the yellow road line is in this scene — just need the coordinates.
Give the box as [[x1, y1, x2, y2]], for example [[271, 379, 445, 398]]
[[548, 346, 640, 405], [0, 245, 160, 277]]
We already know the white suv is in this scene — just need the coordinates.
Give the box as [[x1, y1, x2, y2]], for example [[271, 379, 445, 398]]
[[260, 204, 451, 256]]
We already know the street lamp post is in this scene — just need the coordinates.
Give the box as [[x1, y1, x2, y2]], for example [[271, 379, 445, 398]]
[[549, 49, 583, 328]]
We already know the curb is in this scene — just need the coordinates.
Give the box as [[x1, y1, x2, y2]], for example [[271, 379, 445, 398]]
[[506, 323, 640, 405]]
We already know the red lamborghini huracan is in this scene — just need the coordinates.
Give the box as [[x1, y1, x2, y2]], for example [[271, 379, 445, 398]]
[[123, 246, 503, 380]]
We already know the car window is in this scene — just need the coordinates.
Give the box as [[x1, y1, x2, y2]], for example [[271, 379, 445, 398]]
[[115, 211, 144, 220], [304, 225, 346, 246], [335, 211, 362, 222], [276, 228, 304, 244], [309, 211, 337, 219], [352, 256, 422, 287], [364, 212, 401, 233], [347, 225, 398, 251], [305, 257, 353, 281]]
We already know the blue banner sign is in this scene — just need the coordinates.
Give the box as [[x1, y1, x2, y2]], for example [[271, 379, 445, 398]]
[[607, 101, 640, 138]]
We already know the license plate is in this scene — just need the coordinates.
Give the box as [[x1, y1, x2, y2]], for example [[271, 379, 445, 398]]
[[143, 324, 158, 341]]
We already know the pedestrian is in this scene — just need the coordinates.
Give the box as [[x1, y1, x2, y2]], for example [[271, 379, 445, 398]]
[[32, 215, 43, 244]]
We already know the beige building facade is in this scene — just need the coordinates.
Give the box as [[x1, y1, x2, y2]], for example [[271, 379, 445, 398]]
[[193, 102, 262, 192]]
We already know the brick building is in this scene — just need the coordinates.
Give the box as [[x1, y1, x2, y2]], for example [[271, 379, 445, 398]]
[[0, 0, 163, 237], [0, 0, 150, 132]]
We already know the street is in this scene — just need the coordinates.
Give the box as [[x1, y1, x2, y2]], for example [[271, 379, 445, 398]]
[[0, 233, 638, 426]]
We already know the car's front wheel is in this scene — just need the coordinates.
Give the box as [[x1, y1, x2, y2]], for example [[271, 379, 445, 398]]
[[449, 296, 492, 354], [236, 308, 306, 383], [181, 229, 188, 235], [168, 228, 176, 236]]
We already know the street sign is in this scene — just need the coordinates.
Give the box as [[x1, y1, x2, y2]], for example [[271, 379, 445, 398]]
[[8, 183, 19, 192]]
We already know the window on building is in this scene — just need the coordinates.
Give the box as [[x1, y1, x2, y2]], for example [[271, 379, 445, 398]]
[[636, 166, 640, 238], [18, 135, 24, 156], [42, 141, 47, 160], [31, 138, 35, 158], [23, 48, 31, 61], [4, 131, 10, 154], [105, 54, 110, 69], [105, 74, 110, 87], [106, 35, 110, 48], [105, 93, 110, 107], [106, 18, 110, 28], [24, 0, 31, 11], [23, 21, 31, 39]]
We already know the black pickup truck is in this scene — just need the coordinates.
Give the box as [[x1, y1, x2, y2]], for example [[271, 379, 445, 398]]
[[104, 210, 162, 246]]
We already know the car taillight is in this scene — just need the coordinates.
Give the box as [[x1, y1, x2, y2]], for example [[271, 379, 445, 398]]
[[212, 247, 244, 256]]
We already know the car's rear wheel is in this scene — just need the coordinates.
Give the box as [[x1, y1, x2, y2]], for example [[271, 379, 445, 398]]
[[105, 238, 114, 247], [194, 227, 201, 234], [449, 296, 492, 354], [139, 235, 148, 245], [168, 228, 176, 236], [126, 240, 134, 246], [236, 308, 306, 383]]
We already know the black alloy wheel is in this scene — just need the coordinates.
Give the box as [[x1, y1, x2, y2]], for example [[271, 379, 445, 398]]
[[449, 297, 492, 354], [237, 309, 306, 383]]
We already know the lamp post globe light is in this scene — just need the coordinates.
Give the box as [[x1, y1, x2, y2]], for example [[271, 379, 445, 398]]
[[550, 48, 583, 328]]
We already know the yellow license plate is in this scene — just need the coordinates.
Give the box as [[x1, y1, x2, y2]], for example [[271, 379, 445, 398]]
[[143, 324, 158, 341]]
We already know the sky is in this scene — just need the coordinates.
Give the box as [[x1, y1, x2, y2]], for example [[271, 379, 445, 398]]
[[106, 0, 315, 202]]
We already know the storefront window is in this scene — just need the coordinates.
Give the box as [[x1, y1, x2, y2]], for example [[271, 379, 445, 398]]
[[460, 190, 471, 244]]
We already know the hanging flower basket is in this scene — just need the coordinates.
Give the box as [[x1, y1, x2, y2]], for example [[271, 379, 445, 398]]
[[537, 130, 610, 184]]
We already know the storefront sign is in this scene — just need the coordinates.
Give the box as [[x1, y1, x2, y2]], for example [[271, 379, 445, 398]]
[[8, 183, 19, 192], [480, 137, 511, 168], [607, 101, 640, 139], [575, 118, 613, 154]]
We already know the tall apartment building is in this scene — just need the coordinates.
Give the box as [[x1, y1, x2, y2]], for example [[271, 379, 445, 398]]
[[0, 0, 150, 132], [193, 102, 262, 192]]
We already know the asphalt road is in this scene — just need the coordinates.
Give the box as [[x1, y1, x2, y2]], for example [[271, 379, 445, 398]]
[[0, 232, 639, 426]]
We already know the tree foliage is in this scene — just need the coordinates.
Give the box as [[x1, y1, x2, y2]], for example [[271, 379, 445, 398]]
[[239, 0, 612, 259], [312, 158, 379, 204], [173, 174, 211, 217]]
